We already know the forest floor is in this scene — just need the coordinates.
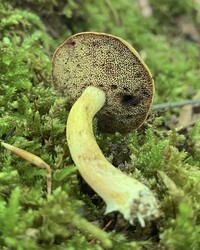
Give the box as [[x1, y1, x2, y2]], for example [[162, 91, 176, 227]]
[[0, 1, 200, 249]]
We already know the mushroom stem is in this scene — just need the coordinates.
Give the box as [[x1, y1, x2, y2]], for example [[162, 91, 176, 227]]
[[67, 86, 159, 227]]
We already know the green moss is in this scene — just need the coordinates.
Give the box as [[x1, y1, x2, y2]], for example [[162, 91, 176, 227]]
[[149, 0, 196, 25], [1, 0, 200, 249], [159, 202, 200, 249]]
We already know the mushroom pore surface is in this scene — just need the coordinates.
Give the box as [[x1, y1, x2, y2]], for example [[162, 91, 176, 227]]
[[52, 32, 154, 133]]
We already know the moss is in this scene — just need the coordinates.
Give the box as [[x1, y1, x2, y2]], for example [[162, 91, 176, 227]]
[[159, 202, 200, 249], [1, 0, 200, 249], [149, 0, 196, 25]]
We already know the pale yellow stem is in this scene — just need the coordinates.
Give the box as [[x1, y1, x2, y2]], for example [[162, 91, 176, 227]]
[[67, 86, 159, 226]]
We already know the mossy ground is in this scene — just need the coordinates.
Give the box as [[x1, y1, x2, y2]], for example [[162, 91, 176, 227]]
[[0, 0, 200, 249]]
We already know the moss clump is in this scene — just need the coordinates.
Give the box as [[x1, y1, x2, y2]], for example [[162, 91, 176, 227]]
[[1, 0, 200, 249]]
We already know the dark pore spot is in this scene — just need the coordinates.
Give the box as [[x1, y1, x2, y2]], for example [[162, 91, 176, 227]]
[[126, 114, 133, 119], [142, 89, 151, 97], [135, 72, 142, 78], [121, 94, 140, 106], [68, 40, 76, 46], [92, 41, 100, 47], [111, 84, 118, 90], [123, 87, 129, 91]]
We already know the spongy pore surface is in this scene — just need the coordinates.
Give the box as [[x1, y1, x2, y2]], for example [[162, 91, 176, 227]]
[[52, 32, 154, 133]]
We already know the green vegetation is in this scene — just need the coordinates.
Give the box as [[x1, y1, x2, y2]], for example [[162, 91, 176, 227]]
[[0, 0, 200, 249]]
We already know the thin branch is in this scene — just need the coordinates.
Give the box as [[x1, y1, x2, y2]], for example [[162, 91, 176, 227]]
[[1, 142, 52, 195], [152, 99, 200, 110]]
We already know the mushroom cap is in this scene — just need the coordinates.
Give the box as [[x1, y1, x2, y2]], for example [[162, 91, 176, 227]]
[[52, 32, 154, 133]]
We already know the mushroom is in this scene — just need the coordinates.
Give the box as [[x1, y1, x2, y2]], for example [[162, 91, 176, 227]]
[[52, 32, 159, 226]]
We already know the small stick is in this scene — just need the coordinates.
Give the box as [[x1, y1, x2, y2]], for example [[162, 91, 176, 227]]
[[89, 220, 113, 245], [1, 142, 52, 195], [152, 99, 200, 110], [55, 152, 65, 169], [69, 211, 113, 248]]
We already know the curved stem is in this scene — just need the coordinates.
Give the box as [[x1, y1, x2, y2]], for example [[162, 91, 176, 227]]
[[67, 86, 159, 226]]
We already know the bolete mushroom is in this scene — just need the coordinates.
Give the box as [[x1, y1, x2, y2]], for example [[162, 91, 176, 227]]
[[52, 32, 159, 226]]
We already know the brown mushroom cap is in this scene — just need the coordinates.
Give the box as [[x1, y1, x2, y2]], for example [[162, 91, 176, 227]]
[[52, 32, 154, 133]]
